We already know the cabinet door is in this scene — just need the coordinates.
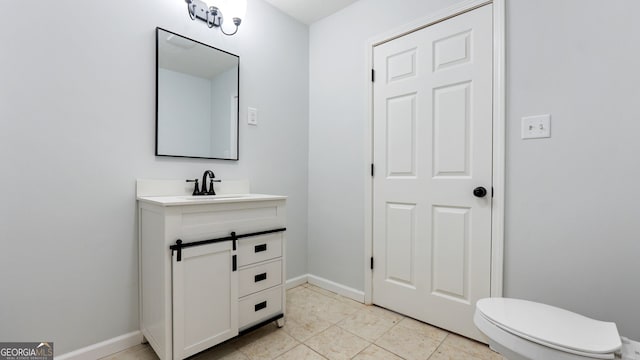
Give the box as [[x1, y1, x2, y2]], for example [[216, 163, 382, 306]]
[[172, 241, 238, 359]]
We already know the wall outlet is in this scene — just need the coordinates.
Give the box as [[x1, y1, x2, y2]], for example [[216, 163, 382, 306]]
[[521, 114, 551, 139], [248, 107, 258, 126]]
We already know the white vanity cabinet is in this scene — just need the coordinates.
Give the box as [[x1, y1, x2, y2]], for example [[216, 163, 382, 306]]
[[137, 193, 286, 360]]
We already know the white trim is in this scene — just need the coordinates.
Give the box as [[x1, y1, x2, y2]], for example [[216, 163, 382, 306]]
[[307, 274, 365, 303], [230, 94, 239, 159], [364, 0, 506, 303], [55, 331, 143, 360], [286, 274, 309, 289], [363, 37, 373, 304], [490, 0, 506, 298], [367, 0, 492, 47]]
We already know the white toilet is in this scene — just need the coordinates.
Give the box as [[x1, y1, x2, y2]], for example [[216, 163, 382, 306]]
[[474, 298, 622, 360]]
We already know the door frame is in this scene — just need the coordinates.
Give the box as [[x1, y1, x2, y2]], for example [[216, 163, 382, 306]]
[[363, 0, 505, 304]]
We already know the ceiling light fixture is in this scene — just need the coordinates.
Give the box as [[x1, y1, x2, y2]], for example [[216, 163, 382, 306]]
[[185, 0, 247, 36]]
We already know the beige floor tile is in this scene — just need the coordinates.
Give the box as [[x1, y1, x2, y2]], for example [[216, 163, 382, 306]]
[[428, 344, 482, 360], [360, 305, 404, 323], [339, 296, 369, 309], [282, 311, 333, 342], [192, 341, 250, 360], [375, 324, 442, 360], [275, 344, 326, 360], [305, 326, 370, 360], [106, 285, 503, 360], [314, 299, 362, 324], [397, 317, 448, 342], [286, 288, 320, 309], [286, 285, 306, 296], [439, 334, 503, 360], [287, 288, 360, 324], [306, 284, 340, 298], [306, 285, 367, 310], [286, 289, 321, 320], [100, 344, 158, 360], [235, 325, 299, 360], [337, 308, 399, 341], [352, 345, 403, 360]]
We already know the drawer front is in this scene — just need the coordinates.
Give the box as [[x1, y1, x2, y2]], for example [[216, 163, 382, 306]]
[[238, 260, 282, 297], [178, 201, 286, 241], [239, 286, 283, 329], [237, 233, 282, 267]]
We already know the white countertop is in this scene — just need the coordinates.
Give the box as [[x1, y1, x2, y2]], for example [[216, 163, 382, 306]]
[[137, 194, 287, 206]]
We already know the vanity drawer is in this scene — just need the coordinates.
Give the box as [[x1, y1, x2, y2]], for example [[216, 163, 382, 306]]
[[237, 233, 282, 267], [238, 260, 282, 298], [239, 286, 283, 330], [178, 202, 285, 241]]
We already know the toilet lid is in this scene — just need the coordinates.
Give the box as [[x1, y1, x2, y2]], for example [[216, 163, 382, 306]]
[[476, 298, 621, 355]]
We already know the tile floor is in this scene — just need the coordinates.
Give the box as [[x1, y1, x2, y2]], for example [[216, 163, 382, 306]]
[[103, 284, 503, 360]]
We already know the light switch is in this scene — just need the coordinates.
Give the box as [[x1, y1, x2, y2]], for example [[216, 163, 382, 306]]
[[248, 107, 258, 126], [521, 114, 551, 139]]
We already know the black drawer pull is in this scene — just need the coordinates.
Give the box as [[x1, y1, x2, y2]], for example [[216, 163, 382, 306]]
[[254, 301, 267, 311], [254, 273, 267, 282], [255, 244, 267, 253]]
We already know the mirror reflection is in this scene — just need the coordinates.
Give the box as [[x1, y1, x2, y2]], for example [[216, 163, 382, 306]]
[[156, 27, 239, 160]]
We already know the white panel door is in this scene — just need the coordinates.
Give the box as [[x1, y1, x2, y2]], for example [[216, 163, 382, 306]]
[[372, 4, 493, 341], [172, 242, 238, 359]]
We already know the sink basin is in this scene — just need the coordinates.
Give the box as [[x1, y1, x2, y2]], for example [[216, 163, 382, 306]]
[[137, 193, 287, 206], [181, 194, 251, 200]]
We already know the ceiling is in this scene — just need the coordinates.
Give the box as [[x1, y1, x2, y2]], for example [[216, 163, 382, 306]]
[[158, 29, 238, 79], [263, 0, 359, 25]]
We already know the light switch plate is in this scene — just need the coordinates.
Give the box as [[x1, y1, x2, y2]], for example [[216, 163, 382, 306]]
[[521, 114, 551, 139], [248, 107, 258, 126]]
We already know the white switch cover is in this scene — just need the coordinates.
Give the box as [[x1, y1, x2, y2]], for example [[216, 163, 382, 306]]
[[248, 107, 258, 126], [521, 114, 551, 139]]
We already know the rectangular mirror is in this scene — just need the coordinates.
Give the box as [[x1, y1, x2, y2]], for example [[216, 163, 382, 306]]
[[156, 27, 239, 160]]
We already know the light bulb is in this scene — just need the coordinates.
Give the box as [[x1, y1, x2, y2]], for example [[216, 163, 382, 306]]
[[219, 0, 246, 21]]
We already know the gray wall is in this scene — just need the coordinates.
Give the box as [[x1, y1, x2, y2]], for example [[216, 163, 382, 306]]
[[308, 0, 640, 340], [504, 0, 640, 341], [158, 68, 213, 157], [0, 0, 308, 354]]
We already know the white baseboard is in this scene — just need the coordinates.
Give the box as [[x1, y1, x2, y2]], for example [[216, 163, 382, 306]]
[[55, 331, 143, 360], [286, 274, 308, 289], [307, 274, 365, 303]]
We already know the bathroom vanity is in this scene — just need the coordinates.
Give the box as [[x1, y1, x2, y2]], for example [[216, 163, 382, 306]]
[[137, 180, 286, 360]]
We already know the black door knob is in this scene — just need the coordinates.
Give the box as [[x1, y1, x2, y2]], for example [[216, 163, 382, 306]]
[[473, 187, 487, 198]]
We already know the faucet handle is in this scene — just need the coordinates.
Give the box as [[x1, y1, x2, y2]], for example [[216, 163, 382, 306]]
[[186, 179, 200, 195], [206, 179, 222, 195]]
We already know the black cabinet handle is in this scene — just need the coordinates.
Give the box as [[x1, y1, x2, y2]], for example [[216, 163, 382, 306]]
[[255, 244, 267, 253], [254, 301, 267, 311], [254, 273, 267, 282]]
